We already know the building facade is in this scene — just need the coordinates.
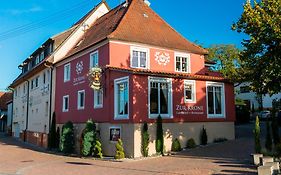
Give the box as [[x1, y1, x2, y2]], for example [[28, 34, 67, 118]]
[[54, 0, 235, 158], [10, 1, 110, 147], [235, 82, 281, 110]]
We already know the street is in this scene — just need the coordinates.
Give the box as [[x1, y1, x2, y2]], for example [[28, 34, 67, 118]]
[[0, 123, 258, 175]]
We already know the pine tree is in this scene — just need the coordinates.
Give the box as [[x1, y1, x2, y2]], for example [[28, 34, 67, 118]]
[[253, 116, 261, 153], [141, 123, 149, 157], [201, 126, 208, 145], [94, 140, 103, 158], [60, 121, 75, 154], [48, 112, 57, 149], [265, 120, 272, 151], [156, 115, 164, 155], [115, 139, 125, 159], [55, 126, 60, 149], [81, 119, 96, 157]]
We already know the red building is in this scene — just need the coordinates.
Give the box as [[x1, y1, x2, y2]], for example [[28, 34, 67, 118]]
[[55, 0, 235, 157]]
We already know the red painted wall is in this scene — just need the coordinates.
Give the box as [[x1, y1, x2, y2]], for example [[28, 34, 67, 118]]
[[55, 42, 235, 124]]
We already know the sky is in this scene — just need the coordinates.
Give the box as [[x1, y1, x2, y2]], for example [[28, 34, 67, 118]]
[[0, 0, 247, 91]]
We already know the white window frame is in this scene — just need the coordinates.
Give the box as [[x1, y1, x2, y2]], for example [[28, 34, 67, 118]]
[[114, 76, 129, 120], [77, 90, 85, 110], [64, 63, 71, 82], [175, 52, 191, 73], [94, 89, 103, 109], [62, 95, 69, 112], [130, 46, 149, 69], [90, 50, 99, 68], [184, 80, 196, 103], [148, 77, 173, 119], [206, 82, 225, 118]]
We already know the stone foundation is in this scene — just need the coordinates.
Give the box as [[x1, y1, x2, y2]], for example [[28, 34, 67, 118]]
[[65, 121, 235, 158]]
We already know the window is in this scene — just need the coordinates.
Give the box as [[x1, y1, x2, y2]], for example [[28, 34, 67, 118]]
[[64, 63, 71, 82], [114, 77, 129, 119], [43, 72, 46, 84], [90, 51, 99, 68], [175, 53, 190, 73], [35, 55, 40, 64], [94, 90, 103, 108], [77, 90, 85, 110], [63, 95, 69, 112], [240, 86, 250, 93], [149, 77, 172, 118], [35, 76, 39, 88], [31, 80, 34, 89], [40, 52, 44, 61], [206, 82, 225, 118], [184, 80, 196, 103], [130, 46, 149, 69]]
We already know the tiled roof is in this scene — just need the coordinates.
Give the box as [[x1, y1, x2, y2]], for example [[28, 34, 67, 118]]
[[106, 66, 227, 82], [65, 0, 207, 58], [0, 92, 12, 111]]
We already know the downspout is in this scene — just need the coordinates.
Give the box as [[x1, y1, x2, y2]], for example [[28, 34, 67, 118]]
[[47, 65, 54, 135], [25, 80, 30, 141]]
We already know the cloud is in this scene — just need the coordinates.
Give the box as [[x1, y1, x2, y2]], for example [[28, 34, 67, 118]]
[[5, 6, 42, 15]]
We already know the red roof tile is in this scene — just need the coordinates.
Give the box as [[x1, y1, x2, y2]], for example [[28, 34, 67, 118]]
[[0, 92, 12, 111], [65, 0, 207, 58]]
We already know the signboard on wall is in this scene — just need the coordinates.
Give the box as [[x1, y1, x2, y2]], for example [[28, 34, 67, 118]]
[[176, 105, 204, 115], [110, 128, 121, 141], [73, 61, 86, 86], [88, 67, 102, 90]]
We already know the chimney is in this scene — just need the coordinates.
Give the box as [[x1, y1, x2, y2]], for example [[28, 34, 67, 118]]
[[144, 0, 151, 6]]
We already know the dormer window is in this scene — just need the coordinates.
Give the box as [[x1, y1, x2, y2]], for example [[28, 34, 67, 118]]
[[40, 52, 44, 61], [130, 46, 149, 69], [35, 55, 40, 64]]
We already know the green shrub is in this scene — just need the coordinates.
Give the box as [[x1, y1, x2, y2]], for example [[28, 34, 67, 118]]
[[115, 139, 125, 159], [141, 123, 149, 157], [213, 138, 228, 143], [81, 119, 96, 157], [55, 126, 60, 149], [94, 140, 103, 158], [186, 138, 196, 148], [275, 143, 281, 157], [271, 113, 280, 145], [156, 115, 164, 155], [171, 138, 182, 152], [265, 120, 272, 151], [60, 121, 75, 154], [48, 112, 57, 149], [200, 126, 208, 145], [253, 116, 261, 153]]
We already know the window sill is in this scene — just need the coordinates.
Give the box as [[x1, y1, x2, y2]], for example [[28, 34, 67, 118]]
[[94, 105, 103, 109], [131, 66, 148, 69], [149, 114, 173, 119], [77, 107, 85, 110], [62, 110, 69, 113], [114, 115, 129, 120], [207, 115, 225, 119], [184, 100, 196, 104]]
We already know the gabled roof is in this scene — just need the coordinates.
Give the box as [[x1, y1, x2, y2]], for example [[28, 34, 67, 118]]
[[65, 0, 207, 58], [0, 92, 12, 111]]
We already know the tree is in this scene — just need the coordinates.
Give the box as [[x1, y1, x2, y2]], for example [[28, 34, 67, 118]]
[[208, 44, 245, 84], [81, 119, 96, 157], [253, 116, 261, 153], [156, 116, 164, 155], [115, 139, 125, 159], [200, 126, 208, 145], [48, 112, 57, 149], [141, 123, 149, 157], [232, 0, 281, 95], [60, 121, 75, 154]]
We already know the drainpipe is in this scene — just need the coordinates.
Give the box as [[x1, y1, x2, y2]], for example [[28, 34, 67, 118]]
[[25, 80, 30, 142], [48, 67, 53, 134]]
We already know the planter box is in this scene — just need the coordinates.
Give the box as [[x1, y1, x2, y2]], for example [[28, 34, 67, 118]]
[[265, 162, 279, 174], [262, 157, 274, 166], [252, 154, 263, 165], [258, 165, 273, 175]]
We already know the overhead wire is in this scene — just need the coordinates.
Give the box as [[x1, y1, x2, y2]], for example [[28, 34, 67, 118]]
[[0, 0, 93, 41]]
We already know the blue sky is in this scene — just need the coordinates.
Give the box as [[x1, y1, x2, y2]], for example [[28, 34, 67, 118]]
[[0, 0, 247, 91]]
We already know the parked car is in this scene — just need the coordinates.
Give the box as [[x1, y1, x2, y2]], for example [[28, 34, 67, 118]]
[[259, 110, 271, 120]]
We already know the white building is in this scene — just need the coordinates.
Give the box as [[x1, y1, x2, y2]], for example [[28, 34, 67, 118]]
[[235, 82, 281, 110], [10, 1, 110, 147]]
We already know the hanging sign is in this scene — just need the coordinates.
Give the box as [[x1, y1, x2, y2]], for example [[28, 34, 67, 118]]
[[88, 67, 102, 90]]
